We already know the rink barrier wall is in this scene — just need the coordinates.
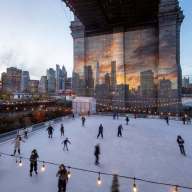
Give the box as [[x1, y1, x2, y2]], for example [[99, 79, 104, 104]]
[[0, 115, 69, 144]]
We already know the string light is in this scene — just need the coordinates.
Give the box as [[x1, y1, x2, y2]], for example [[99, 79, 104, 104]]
[[67, 167, 71, 179], [0, 152, 191, 191], [97, 172, 102, 186], [18, 157, 23, 167], [173, 186, 178, 192], [132, 178, 137, 192], [41, 161, 46, 172]]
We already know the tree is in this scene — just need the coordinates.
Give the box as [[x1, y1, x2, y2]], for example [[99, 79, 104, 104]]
[[111, 174, 120, 192]]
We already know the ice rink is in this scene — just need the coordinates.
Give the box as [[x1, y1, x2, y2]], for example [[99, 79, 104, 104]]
[[0, 115, 192, 192]]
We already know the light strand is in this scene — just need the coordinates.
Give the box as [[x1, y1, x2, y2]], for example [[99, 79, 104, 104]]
[[0, 152, 191, 190]]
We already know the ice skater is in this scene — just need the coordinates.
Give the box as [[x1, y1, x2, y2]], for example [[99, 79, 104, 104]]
[[60, 124, 64, 137], [61, 138, 71, 151], [177, 135, 186, 156], [81, 116, 86, 126], [165, 116, 169, 125], [125, 116, 129, 125], [24, 127, 28, 139], [117, 124, 123, 137], [116, 112, 119, 119], [12, 135, 25, 156], [113, 112, 116, 120], [29, 149, 39, 177], [97, 124, 104, 139], [182, 116, 186, 125], [94, 144, 100, 165], [47, 124, 54, 138], [56, 164, 68, 192]]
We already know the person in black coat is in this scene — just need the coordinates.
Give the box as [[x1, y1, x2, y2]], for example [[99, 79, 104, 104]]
[[60, 124, 64, 137], [97, 124, 104, 139], [29, 149, 39, 177], [117, 124, 123, 137], [56, 164, 68, 192], [125, 116, 129, 125], [81, 116, 86, 126], [94, 144, 100, 165], [47, 124, 54, 138], [61, 138, 71, 151], [165, 116, 169, 125], [177, 135, 186, 156]]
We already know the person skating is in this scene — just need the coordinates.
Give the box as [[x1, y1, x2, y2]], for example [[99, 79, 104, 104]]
[[81, 116, 86, 126], [97, 124, 104, 139], [125, 116, 129, 125], [113, 112, 116, 120], [165, 116, 169, 125], [117, 124, 123, 137], [182, 116, 186, 125], [60, 124, 64, 137], [116, 112, 119, 120], [24, 127, 28, 139], [72, 113, 75, 119], [47, 124, 54, 138], [94, 144, 100, 165], [61, 138, 71, 151], [12, 135, 25, 156], [29, 149, 39, 177], [56, 164, 68, 192], [177, 135, 186, 156]]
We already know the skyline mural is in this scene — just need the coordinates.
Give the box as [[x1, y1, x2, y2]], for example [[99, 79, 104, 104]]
[[71, 15, 183, 112]]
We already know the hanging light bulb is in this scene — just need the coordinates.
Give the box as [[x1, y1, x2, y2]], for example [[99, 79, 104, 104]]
[[67, 167, 71, 179], [132, 178, 137, 192], [97, 172, 102, 186], [41, 161, 46, 172], [18, 158, 23, 167], [173, 186, 178, 192]]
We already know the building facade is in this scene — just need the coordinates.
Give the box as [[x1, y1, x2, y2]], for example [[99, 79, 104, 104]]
[[47, 68, 56, 93], [70, 0, 184, 112], [38, 76, 48, 94], [21, 71, 30, 92], [56, 64, 67, 93], [1, 67, 22, 93]]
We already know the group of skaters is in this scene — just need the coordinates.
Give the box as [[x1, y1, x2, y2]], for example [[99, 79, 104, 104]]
[[9, 113, 191, 192], [96, 123, 124, 139], [164, 114, 191, 125]]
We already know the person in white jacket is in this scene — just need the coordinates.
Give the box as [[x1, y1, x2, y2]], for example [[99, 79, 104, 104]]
[[12, 135, 25, 156]]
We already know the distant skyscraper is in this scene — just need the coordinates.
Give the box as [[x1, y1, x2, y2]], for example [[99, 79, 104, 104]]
[[56, 64, 67, 92], [65, 77, 72, 90], [0, 80, 2, 92], [21, 71, 30, 92], [111, 61, 116, 90], [96, 61, 100, 85], [1, 67, 22, 93], [47, 68, 56, 93], [182, 77, 190, 88], [38, 76, 48, 94], [140, 70, 155, 97], [29, 80, 39, 94]]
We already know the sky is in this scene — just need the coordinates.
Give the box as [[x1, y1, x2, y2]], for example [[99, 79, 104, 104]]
[[0, 0, 191, 80]]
